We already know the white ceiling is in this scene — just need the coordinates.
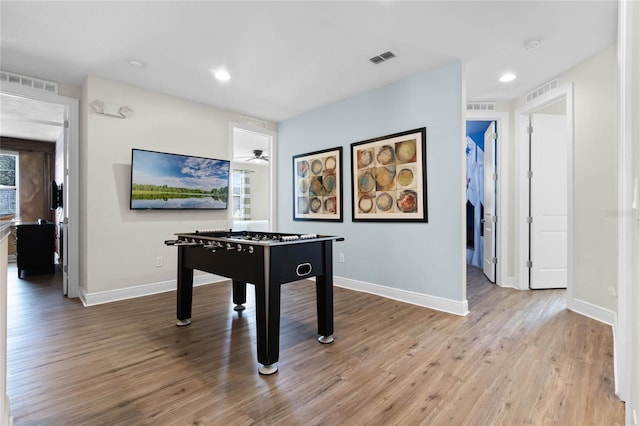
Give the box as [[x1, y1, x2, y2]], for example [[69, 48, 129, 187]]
[[0, 1, 618, 144], [0, 93, 65, 142]]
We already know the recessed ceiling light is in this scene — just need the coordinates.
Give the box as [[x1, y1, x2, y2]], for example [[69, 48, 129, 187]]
[[128, 59, 145, 69], [213, 69, 231, 82], [499, 72, 517, 83]]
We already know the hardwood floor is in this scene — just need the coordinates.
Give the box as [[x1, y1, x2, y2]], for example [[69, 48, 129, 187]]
[[7, 264, 623, 425]]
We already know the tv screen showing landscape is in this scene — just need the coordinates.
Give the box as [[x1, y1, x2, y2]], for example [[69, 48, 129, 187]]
[[130, 149, 230, 210]]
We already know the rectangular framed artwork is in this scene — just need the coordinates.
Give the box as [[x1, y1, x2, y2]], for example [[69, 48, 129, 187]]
[[351, 127, 428, 222], [293, 146, 343, 221]]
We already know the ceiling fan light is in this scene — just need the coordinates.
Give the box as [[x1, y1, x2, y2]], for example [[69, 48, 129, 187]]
[[246, 149, 269, 162]]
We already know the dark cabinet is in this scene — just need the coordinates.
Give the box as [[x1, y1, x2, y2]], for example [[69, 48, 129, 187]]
[[16, 223, 55, 278]]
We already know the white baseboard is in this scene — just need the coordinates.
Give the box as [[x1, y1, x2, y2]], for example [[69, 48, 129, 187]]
[[497, 277, 519, 290], [567, 297, 616, 326], [333, 276, 469, 316], [79, 274, 228, 307], [79, 273, 470, 317]]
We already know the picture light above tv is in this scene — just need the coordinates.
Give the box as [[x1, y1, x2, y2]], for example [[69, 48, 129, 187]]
[[130, 148, 230, 210]]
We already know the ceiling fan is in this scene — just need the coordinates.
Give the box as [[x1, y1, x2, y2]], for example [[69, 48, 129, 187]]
[[245, 149, 269, 162]]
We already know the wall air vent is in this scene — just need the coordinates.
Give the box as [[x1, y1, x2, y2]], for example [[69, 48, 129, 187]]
[[369, 51, 396, 64], [526, 78, 559, 103], [0, 70, 59, 94], [239, 115, 269, 130], [466, 102, 496, 111]]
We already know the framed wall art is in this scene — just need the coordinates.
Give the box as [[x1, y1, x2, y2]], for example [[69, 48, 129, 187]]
[[293, 146, 343, 221], [351, 127, 428, 222]]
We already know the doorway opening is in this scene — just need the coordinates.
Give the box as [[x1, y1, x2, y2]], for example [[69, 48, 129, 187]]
[[0, 86, 79, 298], [515, 85, 573, 293], [230, 125, 276, 232], [465, 120, 496, 281], [465, 111, 509, 292]]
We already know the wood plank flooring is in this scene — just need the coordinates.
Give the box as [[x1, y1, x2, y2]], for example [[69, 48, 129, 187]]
[[6, 265, 624, 425]]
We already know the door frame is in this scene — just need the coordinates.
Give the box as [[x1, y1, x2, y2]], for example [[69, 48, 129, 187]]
[[466, 111, 510, 288], [515, 84, 574, 294], [0, 83, 79, 298], [614, 0, 634, 404], [229, 122, 277, 231]]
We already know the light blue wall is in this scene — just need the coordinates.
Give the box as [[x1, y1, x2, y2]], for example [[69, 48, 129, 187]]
[[277, 61, 464, 301]]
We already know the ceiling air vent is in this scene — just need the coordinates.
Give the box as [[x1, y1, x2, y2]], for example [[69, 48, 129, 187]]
[[0, 70, 59, 94], [467, 102, 496, 111], [526, 78, 559, 103], [369, 51, 396, 64]]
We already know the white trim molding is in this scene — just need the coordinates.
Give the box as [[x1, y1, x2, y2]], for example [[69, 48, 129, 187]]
[[1, 224, 14, 426], [334, 276, 469, 316], [567, 298, 616, 327], [499, 276, 517, 290], [80, 274, 229, 307], [615, 0, 635, 408], [79, 273, 471, 317]]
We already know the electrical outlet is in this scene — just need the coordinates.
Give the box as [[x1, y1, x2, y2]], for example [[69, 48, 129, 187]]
[[339, 253, 345, 263], [155, 256, 163, 267]]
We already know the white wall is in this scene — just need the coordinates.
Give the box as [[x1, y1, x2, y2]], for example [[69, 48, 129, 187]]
[[559, 46, 619, 311], [492, 101, 518, 283], [277, 62, 466, 311], [508, 46, 618, 310], [80, 76, 275, 297]]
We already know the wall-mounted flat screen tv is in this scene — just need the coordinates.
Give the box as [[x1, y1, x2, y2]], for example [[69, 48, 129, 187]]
[[130, 148, 230, 210]]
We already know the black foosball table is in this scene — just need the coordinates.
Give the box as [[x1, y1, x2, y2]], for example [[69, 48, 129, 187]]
[[165, 229, 344, 375]]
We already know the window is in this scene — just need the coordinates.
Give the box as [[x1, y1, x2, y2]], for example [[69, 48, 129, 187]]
[[232, 169, 251, 220], [0, 153, 18, 218]]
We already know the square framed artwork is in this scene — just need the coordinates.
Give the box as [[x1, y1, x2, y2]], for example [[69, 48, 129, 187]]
[[293, 146, 343, 221], [351, 127, 427, 222]]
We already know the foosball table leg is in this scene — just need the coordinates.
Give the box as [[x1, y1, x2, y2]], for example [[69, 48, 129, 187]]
[[318, 335, 334, 344], [232, 279, 247, 312], [258, 364, 278, 375]]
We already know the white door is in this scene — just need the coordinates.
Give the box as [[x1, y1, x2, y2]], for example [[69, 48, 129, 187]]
[[530, 113, 568, 289], [482, 122, 497, 282]]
